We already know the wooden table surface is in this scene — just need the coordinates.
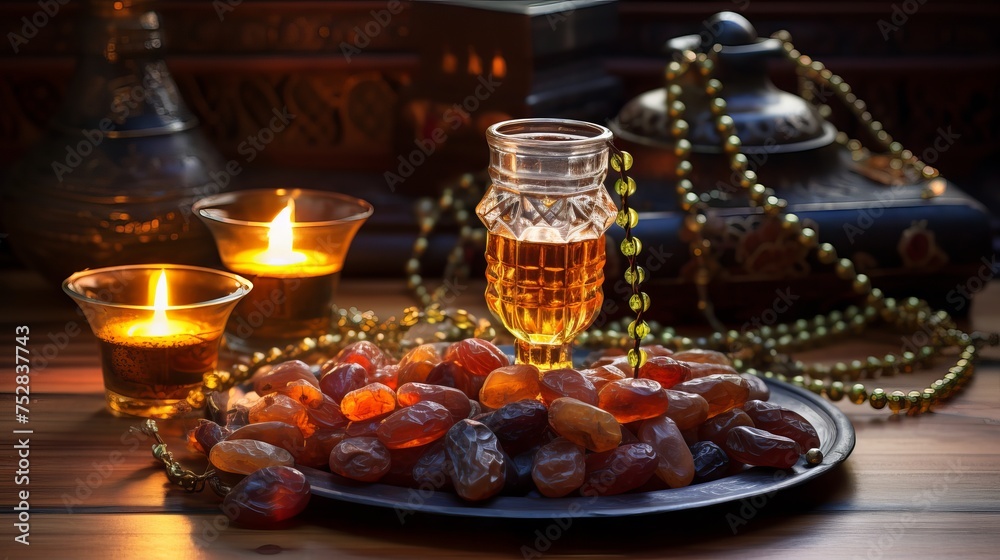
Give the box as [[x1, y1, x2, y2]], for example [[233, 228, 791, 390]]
[[2, 269, 999, 559]]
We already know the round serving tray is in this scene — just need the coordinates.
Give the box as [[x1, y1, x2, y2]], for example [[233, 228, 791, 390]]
[[298, 378, 855, 518]]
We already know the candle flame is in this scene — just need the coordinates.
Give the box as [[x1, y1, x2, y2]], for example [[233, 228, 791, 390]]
[[129, 269, 173, 337], [260, 200, 307, 265]]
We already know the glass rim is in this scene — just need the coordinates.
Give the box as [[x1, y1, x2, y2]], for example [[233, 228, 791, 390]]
[[487, 118, 613, 150], [62, 263, 253, 311], [192, 188, 374, 229]]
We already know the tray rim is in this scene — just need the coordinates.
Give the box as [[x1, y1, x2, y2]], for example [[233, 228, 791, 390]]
[[299, 378, 856, 519]]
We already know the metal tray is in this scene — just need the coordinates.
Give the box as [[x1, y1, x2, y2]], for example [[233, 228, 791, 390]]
[[299, 378, 855, 518]]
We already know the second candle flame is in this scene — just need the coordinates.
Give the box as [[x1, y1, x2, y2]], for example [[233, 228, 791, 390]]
[[260, 200, 307, 266]]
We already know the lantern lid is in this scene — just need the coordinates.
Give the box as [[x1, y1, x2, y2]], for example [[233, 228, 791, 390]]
[[610, 11, 836, 154]]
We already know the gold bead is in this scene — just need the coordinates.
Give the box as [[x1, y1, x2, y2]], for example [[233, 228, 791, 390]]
[[849, 383, 868, 404], [791, 375, 806, 388], [724, 135, 742, 154], [887, 390, 907, 413], [869, 388, 887, 409], [852, 273, 871, 295], [828, 381, 845, 401], [740, 170, 757, 189], [675, 138, 692, 157], [835, 258, 856, 280], [782, 213, 801, 230], [671, 119, 689, 139], [710, 97, 727, 116], [716, 115, 735, 134], [706, 78, 723, 96], [799, 227, 817, 247], [730, 153, 748, 173], [806, 448, 824, 465], [817, 243, 837, 264], [809, 378, 825, 395]]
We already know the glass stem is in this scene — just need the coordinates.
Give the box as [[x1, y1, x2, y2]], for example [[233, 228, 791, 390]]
[[515, 340, 573, 371]]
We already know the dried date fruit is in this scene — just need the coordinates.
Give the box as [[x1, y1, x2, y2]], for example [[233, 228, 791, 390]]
[[505, 451, 537, 496], [210, 439, 294, 475], [276, 378, 325, 409], [398, 343, 442, 370], [370, 364, 399, 390], [673, 349, 731, 366], [396, 360, 436, 386], [295, 429, 347, 469], [396, 382, 472, 421], [639, 356, 692, 389], [377, 401, 455, 449], [698, 408, 755, 447], [579, 443, 658, 496], [188, 419, 228, 454], [539, 368, 599, 406], [412, 441, 452, 492], [531, 438, 586, 498], [444, 419, 506, 501], [424, 361, 461, 390], [597, 378, 670, 423], [663, 390, 709, 430], [329, 436, 392, 482], [333, 340, 387, 377], [741, 373, 770, 401], [690, 441, 730, 483], [547, 397, 622, 452], [742, 400, 820, 449], [253, 360, 318, 395], [725, 426, 802, 469], [672, 374, 750, 418], [345, 412, 392, 438], [684, 362, 740, 378], [305, 395, 349, 431], [479, 364, 541, 409], [637, 415, 695, 488], [248, 393, 316, 437], [340, 382, 397, 422], [318, 362, 368, 403], [580, 364, 628, 392], [478, 399, 550, 456], [223, 466, 310, 528], [227, 421, 305, 457], [444, 338, 510, 376]]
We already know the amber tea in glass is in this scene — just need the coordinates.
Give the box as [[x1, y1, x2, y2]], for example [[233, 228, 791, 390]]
[[477, 119, 617, 370]]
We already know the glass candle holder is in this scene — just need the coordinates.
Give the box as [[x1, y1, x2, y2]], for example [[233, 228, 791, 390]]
[[193, 188, 373, 352], [63, 264, 252, 418], [477, 119, 617, 370]]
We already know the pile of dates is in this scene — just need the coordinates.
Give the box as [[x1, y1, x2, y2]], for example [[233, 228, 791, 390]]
[[190, 339, 820, 526]]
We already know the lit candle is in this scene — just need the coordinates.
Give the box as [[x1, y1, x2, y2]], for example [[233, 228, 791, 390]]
[[63, 264, 252, 418], [194, 189, 372, 351], [229, 201, 337, 277], [126, 270, 199, 338]]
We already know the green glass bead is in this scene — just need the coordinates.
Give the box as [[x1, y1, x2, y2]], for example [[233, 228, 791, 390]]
[[828, 381, 845, 401], [629, 292, 651, 313], [614, 177, 637, 197], [791, 375, 806, 387], [887, 390, 907, 414], [624, 266, 646, 284], [627, 348, 647, 368], [616, 208, 640, 229], [808, 378, 825, 395], [628, 320, 651, 340], [849, 383, 868, 404], [620, 237, 642, 257], [611, 151, 633, 172], [869, 388, 887, 409]]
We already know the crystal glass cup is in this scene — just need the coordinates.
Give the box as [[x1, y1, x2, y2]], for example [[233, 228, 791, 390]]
[[64, 264, 252, 418], [476, 119, 617, 370], [194, 188, 373, 352]]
